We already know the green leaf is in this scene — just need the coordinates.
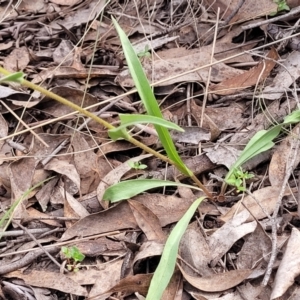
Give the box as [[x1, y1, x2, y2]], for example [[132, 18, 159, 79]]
[[112, 17, 191, 176], [225, 125, 282, 183], [108, 114, 184, 140], [146, 197, 205, 299], [71, 247, 85, 262], [283, 110, 300, 124], [0, 72, 24, 83], [102, 179, 201, 202]]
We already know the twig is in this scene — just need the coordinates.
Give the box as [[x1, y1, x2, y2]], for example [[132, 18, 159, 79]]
[[0, 227, 55, 237], [0, 245, 59, 275], [241, 6, 300, 31], [12, 221, 64, 272]]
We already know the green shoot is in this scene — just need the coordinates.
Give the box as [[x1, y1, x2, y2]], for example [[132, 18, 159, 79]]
[[270, 0, 290, 15], [0, 72, 24, 83], [226, 168, 254, 192], [137, 45, 151, 58], [61, 246, 85, 272], [128, 161, 148, 170]]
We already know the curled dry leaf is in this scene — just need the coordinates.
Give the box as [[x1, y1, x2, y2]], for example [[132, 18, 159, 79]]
[[209, 211, 257, 267], [128, 200, 166, 242], [210, 48, 279, 95], [177, 264, 252, 292]]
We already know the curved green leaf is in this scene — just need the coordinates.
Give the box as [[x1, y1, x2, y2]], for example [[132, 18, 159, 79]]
[[112, 17, 191, 176], [146, 197, 205, 299], [102, 179, 201, 202], [108, 114, 184, 140]]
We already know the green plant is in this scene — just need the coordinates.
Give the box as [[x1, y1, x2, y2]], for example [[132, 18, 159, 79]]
[[136, 45, 151, 59], [1, 16, 300, 299], [270, 0, 290, 15], [61, 246, 85, 272], [128, 161, 147, 170], [226, 168, 254, 192]]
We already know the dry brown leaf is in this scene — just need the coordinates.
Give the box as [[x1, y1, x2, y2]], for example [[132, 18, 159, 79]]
[[117, 47, 244, 87], [72, 132, 98, 195], [179, 223, 213, 277], [269, 124, 300, 187], [237, 223, 271, 270], [88, 259, 123, 299], [128, 200, 166, 242], [60, 201, 137, 240], [271, 228, 300, 299], [209, 211, 257, 267], [178, 264, 252, 292], [262, 51, 300, 100], [41, 86, 98, 117], [27, 207, 62, 228], [133, 240, 164, 267], [210, 48, 279, 95], [229, 0, 278, 24], [44, 158, 80, 194], [106, 273, 153, 297], [162, 269, 182, 300], [220, 186, 292, 222], [75, 238, 126, 257], [3, 46, 30, 71], [5, 270, 88, 296]]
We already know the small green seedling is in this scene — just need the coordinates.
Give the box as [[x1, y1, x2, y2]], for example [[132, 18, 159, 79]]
[[136, 45, 151, 59], [270, 0, 290, 15], [226, 168, 254, 192], [61, 246, 85, 272], [128, 161, 147, 170]]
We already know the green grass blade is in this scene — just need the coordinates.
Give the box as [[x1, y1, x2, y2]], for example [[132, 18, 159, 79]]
[[225, 125, 282, 182], [102, 179, 202, 202], [112, 17, 191, 176], [0, 72, 24, 83], [283, 109, 300, 124], [108, 114, 184, 140], [146, 197, 205, 299]]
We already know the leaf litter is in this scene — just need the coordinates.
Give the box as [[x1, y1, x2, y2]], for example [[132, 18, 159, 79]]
[[0, 0, 300, 299]]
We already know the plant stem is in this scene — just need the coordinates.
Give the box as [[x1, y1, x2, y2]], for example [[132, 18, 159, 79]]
[[0, 67, 213, 198]]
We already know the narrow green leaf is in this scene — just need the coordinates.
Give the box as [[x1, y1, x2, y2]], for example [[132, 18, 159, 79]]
[[120, 114, 184, 131], [225, 125, 282, 182], [0, 72, 24, 83], [108, 114, 184, 140], [146, 197, 205, 299], [102, 179, 201, 202], [112, 17, 191, 176], [283, 110, 300, 124]]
